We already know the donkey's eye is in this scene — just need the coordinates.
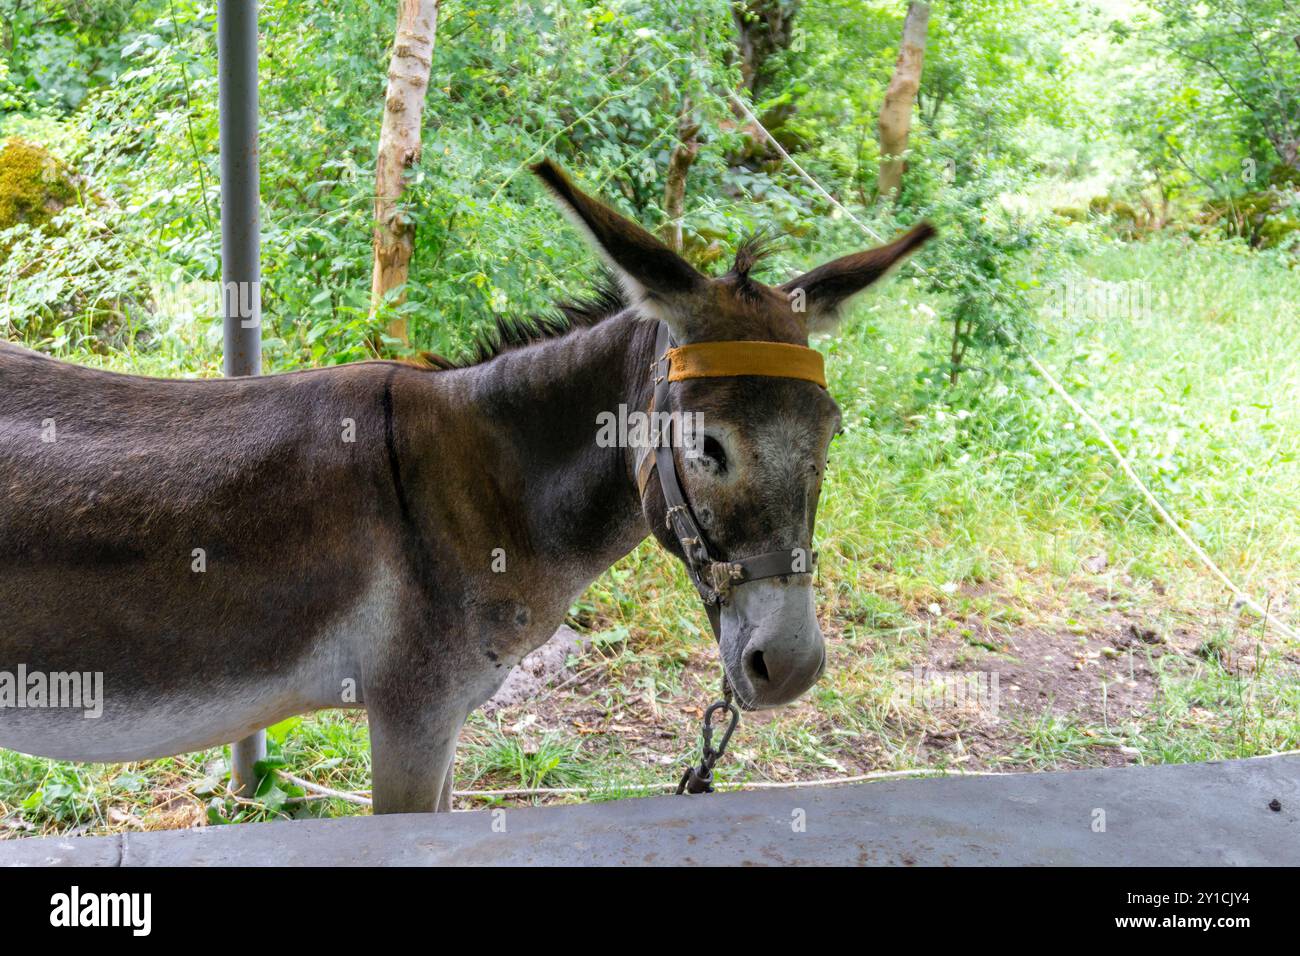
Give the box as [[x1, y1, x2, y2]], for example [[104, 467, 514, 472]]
[[702, 434, 728, 472]]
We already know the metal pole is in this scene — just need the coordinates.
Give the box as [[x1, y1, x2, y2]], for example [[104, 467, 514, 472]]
[[218, 0, 265, 796]]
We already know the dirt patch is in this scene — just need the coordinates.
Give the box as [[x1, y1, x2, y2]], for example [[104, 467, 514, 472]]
[[930, 621, 1163, 725], [459, 583, 1296, 800]]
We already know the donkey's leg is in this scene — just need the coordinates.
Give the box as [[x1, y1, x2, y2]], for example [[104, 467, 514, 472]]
[[368, 701, 463, 814]]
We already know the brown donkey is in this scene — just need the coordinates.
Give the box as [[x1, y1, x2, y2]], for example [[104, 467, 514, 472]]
[[0, 161, 932, 813]]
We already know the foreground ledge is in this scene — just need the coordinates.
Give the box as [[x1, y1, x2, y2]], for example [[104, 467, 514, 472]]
[[2, 756, 1295, 866]]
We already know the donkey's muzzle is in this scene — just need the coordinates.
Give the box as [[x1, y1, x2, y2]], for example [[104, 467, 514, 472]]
[[722, 578, 825, 709]]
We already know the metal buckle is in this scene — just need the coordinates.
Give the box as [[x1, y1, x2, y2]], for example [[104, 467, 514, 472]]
[[704, 561, 743, 597]]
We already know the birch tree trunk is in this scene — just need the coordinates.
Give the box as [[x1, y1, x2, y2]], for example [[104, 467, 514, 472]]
[[371, 0, 440, 346], [877, 1, 929, 203]]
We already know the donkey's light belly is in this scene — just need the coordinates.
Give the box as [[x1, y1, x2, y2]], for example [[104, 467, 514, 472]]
[[0, 682, 322, 763], [0, 632, 366, 762], [0, 570, 393, 764]]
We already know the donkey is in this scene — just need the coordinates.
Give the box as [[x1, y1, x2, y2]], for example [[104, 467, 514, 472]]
[[0, 160, 932, 813]]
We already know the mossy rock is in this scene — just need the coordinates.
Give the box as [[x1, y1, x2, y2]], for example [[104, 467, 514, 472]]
[[1257, 216, 1300, 249], [1237, 192, 1275, 219], [1201, 189, 1300, 247], [1267, 164, 1300, 190], [0, 138, 78, 235], [1052, 206, 1087, 222], [1087, 195, 1140, 237], [1088, 195, 1136, 221]]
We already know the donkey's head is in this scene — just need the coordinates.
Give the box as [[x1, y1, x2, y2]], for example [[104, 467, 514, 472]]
[[534, 159, 933, 709]]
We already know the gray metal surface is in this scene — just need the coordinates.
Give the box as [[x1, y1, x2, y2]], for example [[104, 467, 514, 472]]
[[2, 757, 1296, 866], [217, 0, 265, 794], [217, 0, 262, 377]]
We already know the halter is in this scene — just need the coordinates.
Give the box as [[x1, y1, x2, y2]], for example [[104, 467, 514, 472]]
[[632, 321, 828, 794], [634, 321, 826, 613]]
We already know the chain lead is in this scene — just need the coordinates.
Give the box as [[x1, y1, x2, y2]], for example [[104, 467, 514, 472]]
[[676, 676, 740, 795]]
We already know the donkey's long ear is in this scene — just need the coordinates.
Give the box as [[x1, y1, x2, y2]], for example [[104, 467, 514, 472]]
[[532, 159, 705, 332], [779, 222, 936, 333]]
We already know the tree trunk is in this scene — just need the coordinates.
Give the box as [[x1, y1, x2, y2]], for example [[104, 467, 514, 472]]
[[371, 0, 440, 346], [660, 102, 700, 252], [878, 1, 929, 203], [732, 0, 801, 100], [727, 1, 802, 169]]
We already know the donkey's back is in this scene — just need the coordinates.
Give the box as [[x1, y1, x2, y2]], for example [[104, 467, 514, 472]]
[[0, 343, 412, 760]]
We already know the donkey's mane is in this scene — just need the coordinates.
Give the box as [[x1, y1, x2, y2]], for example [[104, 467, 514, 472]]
[[406, 277, 628, 371], [729, 231, 779, 302], [407, 233, 777, 371]]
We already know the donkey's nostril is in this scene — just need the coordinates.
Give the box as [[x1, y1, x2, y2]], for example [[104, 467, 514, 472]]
[[747, 648, 770, 683]]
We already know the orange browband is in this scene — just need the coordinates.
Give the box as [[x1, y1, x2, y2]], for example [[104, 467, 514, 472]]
[[666, 341, 826, 388]]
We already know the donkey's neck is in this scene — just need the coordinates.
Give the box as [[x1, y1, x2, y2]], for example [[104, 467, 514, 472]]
[[439, 310, 655, 600]]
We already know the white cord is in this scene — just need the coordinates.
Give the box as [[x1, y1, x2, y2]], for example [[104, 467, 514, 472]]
[[278, 765, 1006, 806], [280, 749, 1300, 806]]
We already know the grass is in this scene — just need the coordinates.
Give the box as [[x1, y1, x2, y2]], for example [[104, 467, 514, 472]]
[[3, 236, 1299, 837], [460, 732, 588, 792]]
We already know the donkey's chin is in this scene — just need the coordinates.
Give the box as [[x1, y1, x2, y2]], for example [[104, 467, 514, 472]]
[[720, 578, 827, 711]]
